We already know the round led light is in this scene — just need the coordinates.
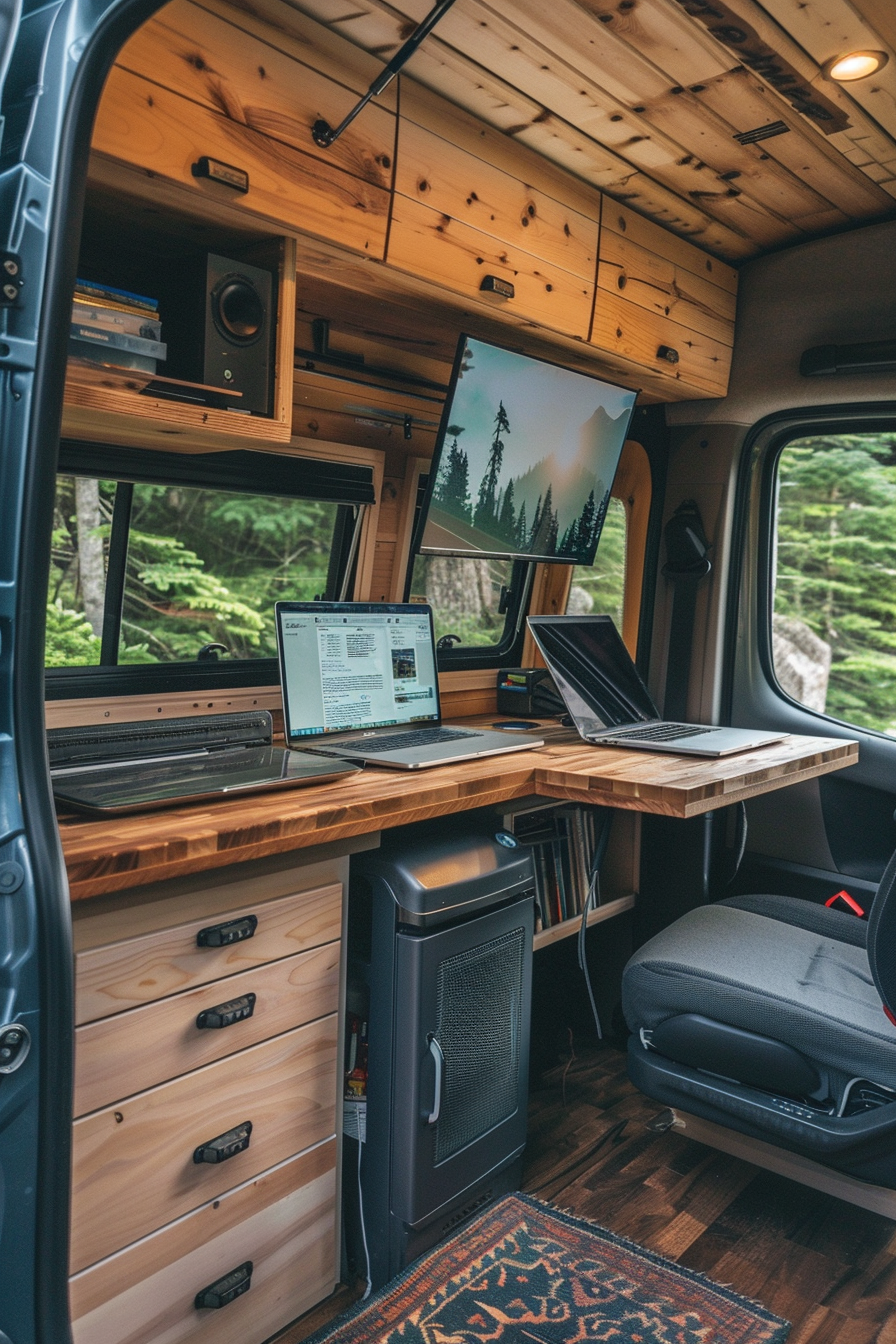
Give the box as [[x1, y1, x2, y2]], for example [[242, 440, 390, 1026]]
[[823, 50, 889, 81]]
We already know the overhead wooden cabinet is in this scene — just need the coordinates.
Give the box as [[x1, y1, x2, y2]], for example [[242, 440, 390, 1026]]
[[592, 204, 738, 398], [388, 85, 601, 339], [91, 0, 394, 257]]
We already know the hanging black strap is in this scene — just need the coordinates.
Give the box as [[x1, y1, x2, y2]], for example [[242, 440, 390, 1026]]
[[662, 499, 712, 720]]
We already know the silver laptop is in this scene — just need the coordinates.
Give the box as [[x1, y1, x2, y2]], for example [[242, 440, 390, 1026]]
[[528, 614, 788, 757], [276, 601, 543, 769]]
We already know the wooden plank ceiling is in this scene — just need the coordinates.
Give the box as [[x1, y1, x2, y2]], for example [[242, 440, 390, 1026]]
[[277, 0, 896, 260]]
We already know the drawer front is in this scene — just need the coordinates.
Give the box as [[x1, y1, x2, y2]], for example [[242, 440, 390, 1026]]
[[71, 1141, 337, 1344], [75, 941, 340, 1115], [71, 1016, 338, 1272], [91, 65, 390, 256], [591, 295, 733, 398], [75, 881, 342, 1024], [387, 196, 595, 338]]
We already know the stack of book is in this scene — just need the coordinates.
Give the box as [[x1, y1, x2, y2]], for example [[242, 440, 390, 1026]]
[[69, 279, 166, 373], [508, 803, 606, 933]]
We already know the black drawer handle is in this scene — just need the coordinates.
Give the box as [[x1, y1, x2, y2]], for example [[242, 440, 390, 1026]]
[[191, 156, 250, 194], [196, 993, 256, 1030], [196, 915, 257, 948], [193, 1120, 252, 1165], [195, 1260, 253, 1309]]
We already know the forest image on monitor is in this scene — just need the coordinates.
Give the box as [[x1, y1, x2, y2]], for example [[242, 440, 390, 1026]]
[[420, 338, 637, 565]]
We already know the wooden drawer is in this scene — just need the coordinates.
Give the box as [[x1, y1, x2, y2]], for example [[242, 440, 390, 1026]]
[[75, 941, 340, 1115], [71, 1015, 338, 1272], [71, 1140, 337, 1344], [91, 65, 390, 256], [75, 880, 342, 1025], [387, 195, 595, 338]]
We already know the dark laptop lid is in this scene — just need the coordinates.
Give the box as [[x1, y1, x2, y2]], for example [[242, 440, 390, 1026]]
[[527, 615, 658, 731], [276, 601, 443, 743]]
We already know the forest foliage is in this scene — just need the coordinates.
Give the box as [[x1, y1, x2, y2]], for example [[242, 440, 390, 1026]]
[[774, 432, 896, 734], [47, 477, 338, 666]]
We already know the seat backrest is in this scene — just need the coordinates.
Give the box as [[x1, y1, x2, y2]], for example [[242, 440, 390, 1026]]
[[867, 848, 896, 1021]]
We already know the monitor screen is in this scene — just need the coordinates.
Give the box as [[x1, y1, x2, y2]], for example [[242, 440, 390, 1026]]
[[418, 335, 638, 565], [276, 601, 441, 739]]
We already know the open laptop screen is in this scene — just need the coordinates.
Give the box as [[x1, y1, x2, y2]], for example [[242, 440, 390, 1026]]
[[276, 602, 441, 740], [527, 615, 658, 727]]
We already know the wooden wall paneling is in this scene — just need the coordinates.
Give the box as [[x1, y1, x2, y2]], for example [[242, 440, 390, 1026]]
[[382, 0, 808, 251], [291, 368, 442, 457], [439, 669, 501, 719], [391, 456, 430, 601], [471, 0, 844, 235], [686, 67, 896, 222], [112, 0, 396, 191], [369, 475, 402, 601], [755, 0, 896, 141], [614, 438, 653, 658], [91, 67, 391, 256], [69, 1141, 337, 1339], [45, 684, 283, 731], [70, 1015, 338, 1271], [74, 941, 341, 1115], [715, 0, 896, 198]]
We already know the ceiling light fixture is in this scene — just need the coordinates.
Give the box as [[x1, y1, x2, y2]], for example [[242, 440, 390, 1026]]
[[822, 50, 889, 82]]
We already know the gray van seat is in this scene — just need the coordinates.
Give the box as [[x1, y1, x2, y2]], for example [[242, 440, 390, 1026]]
[[623, 902, 891, 1088]]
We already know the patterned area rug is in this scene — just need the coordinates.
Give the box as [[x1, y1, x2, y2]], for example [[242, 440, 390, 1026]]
[[310, 1193, 790, 1344]]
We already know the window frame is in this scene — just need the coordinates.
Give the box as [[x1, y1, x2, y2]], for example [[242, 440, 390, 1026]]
[[46, 441, 374, 699]]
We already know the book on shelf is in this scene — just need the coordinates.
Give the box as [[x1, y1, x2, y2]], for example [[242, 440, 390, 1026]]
[[69, 324, 166, 359], [72, 299, 162, 342], [74, 278, 159, 314], [503, 801, 611, 934]]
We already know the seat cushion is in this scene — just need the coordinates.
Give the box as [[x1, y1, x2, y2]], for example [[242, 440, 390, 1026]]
[[719, 893, 868, 947], [622, 904, 896, 1085]]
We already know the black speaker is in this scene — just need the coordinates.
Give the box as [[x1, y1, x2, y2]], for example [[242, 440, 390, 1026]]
[[202, 253, 274, 415]]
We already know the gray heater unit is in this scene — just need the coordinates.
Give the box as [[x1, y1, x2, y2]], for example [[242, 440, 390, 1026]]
[[345, 817, 534, 1289]]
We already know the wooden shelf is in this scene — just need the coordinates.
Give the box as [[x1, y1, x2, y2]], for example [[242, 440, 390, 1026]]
[[533, 892, 636, 951]]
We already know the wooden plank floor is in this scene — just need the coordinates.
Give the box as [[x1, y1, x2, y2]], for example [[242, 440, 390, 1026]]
[[276, 1041, 896, 1343]]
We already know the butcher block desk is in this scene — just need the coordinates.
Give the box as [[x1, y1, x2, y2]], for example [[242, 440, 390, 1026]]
[[59, 721, 858, 902]]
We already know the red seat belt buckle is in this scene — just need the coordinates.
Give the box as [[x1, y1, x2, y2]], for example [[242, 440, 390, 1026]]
[[825, 889, 865, 917]]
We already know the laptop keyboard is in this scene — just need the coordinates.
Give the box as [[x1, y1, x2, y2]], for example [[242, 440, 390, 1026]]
[[605, 723, 713, 742], [319, 727, 481, 754]]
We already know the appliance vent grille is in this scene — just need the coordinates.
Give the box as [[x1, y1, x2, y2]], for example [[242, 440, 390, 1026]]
[[733, 121, 790, 145], [434, 927, 525, 1163]]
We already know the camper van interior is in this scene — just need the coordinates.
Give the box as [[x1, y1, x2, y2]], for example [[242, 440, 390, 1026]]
[[4, 0, 896, 1339]]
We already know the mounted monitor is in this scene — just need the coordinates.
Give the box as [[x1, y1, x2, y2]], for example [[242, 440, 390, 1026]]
[[417, 335, 638, 565]]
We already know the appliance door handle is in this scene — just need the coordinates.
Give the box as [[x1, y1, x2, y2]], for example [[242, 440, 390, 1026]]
[[426, 1034, 444, 1126]]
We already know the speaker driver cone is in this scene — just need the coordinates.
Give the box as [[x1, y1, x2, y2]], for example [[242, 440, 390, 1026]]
[[211, 276, 265, 345]]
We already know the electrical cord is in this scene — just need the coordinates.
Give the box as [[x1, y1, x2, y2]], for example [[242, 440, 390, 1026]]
[[357, 1133, 372, 1300], [577, 808, 613, 1041]]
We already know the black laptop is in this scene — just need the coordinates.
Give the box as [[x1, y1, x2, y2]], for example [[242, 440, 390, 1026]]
[[528, 614, 787, 757], [276, 600, 543, 769]]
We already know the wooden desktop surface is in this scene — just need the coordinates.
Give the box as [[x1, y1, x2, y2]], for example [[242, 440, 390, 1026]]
[[57, 721, 858, 902]]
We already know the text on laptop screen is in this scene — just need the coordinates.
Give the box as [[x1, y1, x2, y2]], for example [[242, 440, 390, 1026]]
[[278, 606, 440, 738]]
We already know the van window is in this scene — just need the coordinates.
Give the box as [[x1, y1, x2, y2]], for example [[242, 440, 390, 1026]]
[[565, 496, 627, 626], [771, 430, 896, 734], [47, 474, 342, 667]]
